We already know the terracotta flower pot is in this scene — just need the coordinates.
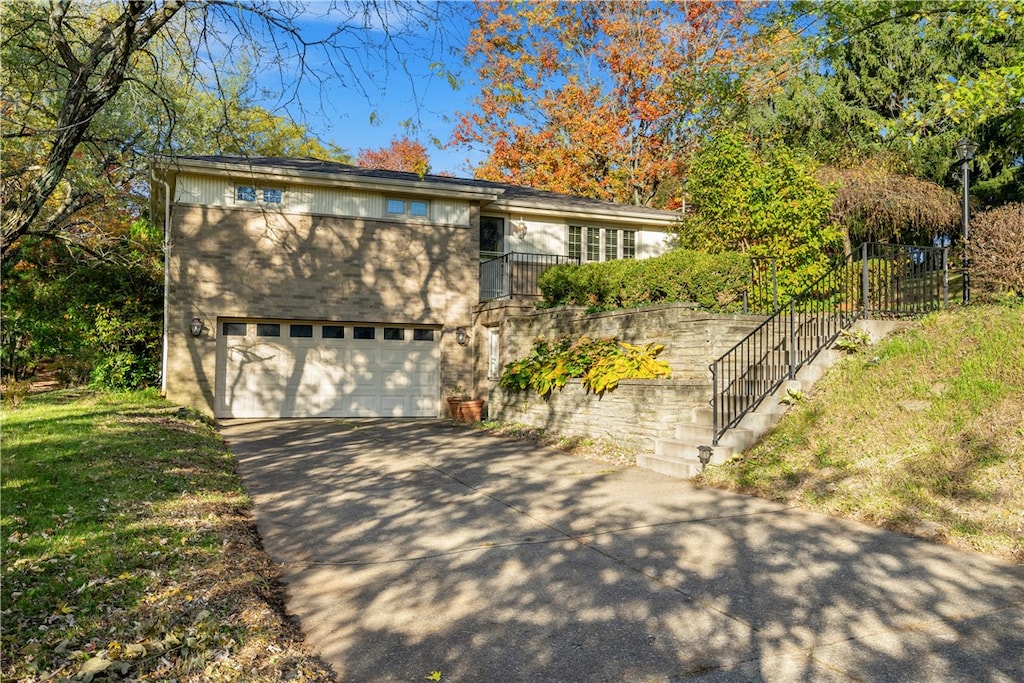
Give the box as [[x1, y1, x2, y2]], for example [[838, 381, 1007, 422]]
[[446, 397, 465, 420], [459, 399, 485, 422]]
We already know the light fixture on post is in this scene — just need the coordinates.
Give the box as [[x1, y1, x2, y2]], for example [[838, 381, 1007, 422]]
[[955, 138, 978, 305], [697, 445, 714, 472], [190, 317, 203, 337], [455, 326, 470, 346]]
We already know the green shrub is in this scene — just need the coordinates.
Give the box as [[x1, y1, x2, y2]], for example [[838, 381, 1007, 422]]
[[499, 336, 671, 397], [537, 248, 750, 312]]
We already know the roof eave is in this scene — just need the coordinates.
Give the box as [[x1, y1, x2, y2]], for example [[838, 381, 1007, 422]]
[[490, 198, 682, 228], [151, 155, 504, 202]]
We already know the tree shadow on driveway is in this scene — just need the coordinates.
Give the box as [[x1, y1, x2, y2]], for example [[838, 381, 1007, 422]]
[[222, 419, 1024, 682]]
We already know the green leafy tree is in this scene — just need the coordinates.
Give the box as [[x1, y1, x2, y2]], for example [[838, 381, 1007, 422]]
[[746, 0, 1022, 204], [679, 132, 842, 301], [1, 220, 163, 388], [1, 0, 456, 261], [1, 0, 454, 386]]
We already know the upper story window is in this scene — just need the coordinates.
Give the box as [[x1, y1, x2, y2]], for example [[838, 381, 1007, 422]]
[[386, 197, 429, 218], [568, 226, 637, 263], [236, 186, 283, 205]]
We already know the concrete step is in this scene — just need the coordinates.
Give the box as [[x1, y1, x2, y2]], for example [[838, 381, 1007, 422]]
[[635, 453, 705, 479]]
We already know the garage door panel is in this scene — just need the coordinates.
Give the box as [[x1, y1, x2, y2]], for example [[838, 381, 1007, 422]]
[[217, 321, 440, 418]]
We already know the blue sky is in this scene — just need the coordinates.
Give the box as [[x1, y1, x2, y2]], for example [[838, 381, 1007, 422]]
[[252, 2, 485, 176]]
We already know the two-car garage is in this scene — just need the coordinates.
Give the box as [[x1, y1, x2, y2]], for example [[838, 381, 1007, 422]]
[[214, 319, 441, 419]]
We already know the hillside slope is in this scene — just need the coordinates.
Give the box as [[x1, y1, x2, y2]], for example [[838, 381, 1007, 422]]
[[697, 303, 1024, 562]]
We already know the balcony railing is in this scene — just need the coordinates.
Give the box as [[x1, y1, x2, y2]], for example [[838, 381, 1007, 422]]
[[480, 252, 580, 302]]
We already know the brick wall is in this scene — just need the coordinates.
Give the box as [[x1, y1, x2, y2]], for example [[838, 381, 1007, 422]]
[[166, 204, 480, 415]]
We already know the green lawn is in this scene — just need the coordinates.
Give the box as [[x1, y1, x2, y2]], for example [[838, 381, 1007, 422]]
[[697, 302, 1024, 562], [1, 389, 333, 682]]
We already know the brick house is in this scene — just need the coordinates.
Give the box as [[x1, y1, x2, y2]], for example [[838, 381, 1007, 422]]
[[151, 155, 681, 419]]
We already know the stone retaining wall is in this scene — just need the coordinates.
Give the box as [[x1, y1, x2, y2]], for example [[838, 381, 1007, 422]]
[[488, 379, 710, 452], [482, 303, 767, 453]]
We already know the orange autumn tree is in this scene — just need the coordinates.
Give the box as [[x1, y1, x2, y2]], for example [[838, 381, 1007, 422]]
[[452, 0, 766, 207], [357, 136, 432, 175]]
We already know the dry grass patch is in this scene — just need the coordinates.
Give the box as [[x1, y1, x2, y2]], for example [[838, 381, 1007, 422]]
[[698, 303, 1024, 562]]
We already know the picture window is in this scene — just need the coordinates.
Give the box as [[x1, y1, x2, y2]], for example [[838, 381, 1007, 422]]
[[385, 197, 430, 218]]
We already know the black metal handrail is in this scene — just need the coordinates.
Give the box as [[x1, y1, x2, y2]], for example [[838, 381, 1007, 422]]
[[709, 242, 948, 445], [744, 257, 779, 314], [480, 252, 580, 302]]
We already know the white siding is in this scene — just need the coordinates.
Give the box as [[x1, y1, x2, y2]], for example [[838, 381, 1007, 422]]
[[175, 173, 469, 226], [637, 229, 672, 259], [510, 218, 565, 254], [310, 187, 380, 217], [431, 198, 470, 226]]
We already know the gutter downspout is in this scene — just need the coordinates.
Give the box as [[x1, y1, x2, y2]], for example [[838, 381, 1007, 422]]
[[151, 163, 172, 394]]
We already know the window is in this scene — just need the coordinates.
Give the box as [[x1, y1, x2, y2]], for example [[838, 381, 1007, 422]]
[[236, 186, 283, 205], [353, 326, 375, 340], [386, 197, 430, 218], [383, 327, 405, 341], [569, 226, 638, 262], [290, 324, 313, 338], [223, 322, 247, 336], [413, 329, 435, 341], [623, 230, 636, 259], [322, 325, 345, 339], [605, 229, 618, 262], [256, 323, 280, 337], [568, 226, 582, 260], [585, 228, 600, 262]]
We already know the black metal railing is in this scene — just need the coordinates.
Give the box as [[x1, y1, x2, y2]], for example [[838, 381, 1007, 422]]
[[744, 257, 779, 314], [709, 242, 948, 445], [480, 252, 579, 302], [858, 242, 949, 317]]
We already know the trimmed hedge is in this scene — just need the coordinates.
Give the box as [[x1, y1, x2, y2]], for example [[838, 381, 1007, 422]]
[[537, 248, 750, 312]]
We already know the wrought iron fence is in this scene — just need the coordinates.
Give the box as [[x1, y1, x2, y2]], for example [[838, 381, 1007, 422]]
[[480, 252, 579, 302], [709, 242, 948, 445], [745, 257, 779, 314]]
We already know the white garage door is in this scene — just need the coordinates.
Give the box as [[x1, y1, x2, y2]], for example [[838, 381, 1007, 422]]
[[215, 320, 440, 418]]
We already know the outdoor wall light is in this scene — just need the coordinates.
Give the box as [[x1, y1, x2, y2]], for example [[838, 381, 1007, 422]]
[[190, 317, 203, 337], [455, 326, 470, 346], [513, 220, 528, 239]]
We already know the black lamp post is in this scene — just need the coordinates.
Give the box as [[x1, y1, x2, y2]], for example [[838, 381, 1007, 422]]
[[955, 138, 978, 305]]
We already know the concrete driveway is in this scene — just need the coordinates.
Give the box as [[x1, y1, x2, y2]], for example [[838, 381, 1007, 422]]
[[221, 419, 1024, 682]]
